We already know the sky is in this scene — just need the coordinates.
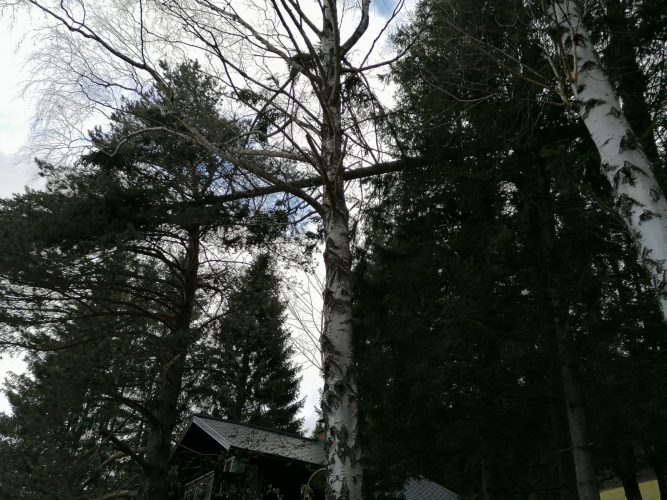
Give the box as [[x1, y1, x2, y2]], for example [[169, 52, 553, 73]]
[[0, 16, 329, 427], [0, 0, 404, 431], [0, 18, 40, 415]]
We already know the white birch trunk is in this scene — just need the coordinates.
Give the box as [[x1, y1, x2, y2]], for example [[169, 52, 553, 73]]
[[319, 1, 364, 498], [321, 206, 363, 500], [551, 0, 667, 319]]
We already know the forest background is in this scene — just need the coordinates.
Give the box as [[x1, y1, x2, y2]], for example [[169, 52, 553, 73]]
[[1, 1, 667, 500]]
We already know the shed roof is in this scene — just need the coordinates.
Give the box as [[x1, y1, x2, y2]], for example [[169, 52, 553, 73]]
[[403, 478, 458, 500], [185, 415, 457, 500], [190, 415, 326, 466]]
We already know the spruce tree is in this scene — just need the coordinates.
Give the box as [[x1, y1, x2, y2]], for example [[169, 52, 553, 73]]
[[191, 254, 304, 433], [354, 0, 667, 498]]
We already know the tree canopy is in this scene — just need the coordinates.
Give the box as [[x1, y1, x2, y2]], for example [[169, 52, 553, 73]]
[[1, 1, 667, 499]]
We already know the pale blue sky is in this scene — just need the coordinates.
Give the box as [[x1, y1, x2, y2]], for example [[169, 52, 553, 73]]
[[374, 0, 399, 17]]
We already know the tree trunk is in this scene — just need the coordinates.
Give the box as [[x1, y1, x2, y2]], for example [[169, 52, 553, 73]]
[[479, 443, 503, 500], [620, 476, 642, 500], [612, 439, 642, 500], [321, 201, 363, 500], [231, 352, 251, 421], [320, 199, 362, 499], [142, 232, 200, 500], [534, 164, 599, 500], [551, 395, 580, 500], [318, 1, 363, 499], [555, 336, 599, 500], [653, 458, 667, 500], [550, 0, 667, 320], [143, 355, 186, 500]]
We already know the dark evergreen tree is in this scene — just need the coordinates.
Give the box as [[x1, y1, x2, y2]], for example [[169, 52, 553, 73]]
[[0, 309, 152, 498], [0, 61, 288, 498], [190, 254, 304, 433], [354, 1, 667, 499]]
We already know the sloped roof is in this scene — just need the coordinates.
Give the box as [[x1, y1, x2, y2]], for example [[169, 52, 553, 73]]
[[190, 415, 326, 466], [403, 478, 458, 500], [186, 416, 457, 500]]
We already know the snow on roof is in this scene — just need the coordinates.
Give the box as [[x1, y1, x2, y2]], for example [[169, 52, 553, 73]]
[[403, 478, 458, 500], [191, 415, 326, 466]]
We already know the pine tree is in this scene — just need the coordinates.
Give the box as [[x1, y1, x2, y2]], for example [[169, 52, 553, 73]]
[[0, 62, 288, 498], [191, 254, 304, 433]]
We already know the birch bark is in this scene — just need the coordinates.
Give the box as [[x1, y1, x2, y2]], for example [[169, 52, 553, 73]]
[[319, 1, 364, 497], [550, 0, 667, 318]]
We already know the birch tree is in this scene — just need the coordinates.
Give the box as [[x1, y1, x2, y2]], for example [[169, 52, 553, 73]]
[[543, 0, 667, 320], [4, 1, 408, 497], [540, 3, 667, 491]]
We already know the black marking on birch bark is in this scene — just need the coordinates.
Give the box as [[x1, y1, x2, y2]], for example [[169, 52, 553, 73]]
[[619, 130, 639, 152], [582, 98, 605, 119], [616, 193, 643, 217], [571, 99, 583, 113], [340, 481, 350, 500], [639, 209, 660, 222], [658, 270, 667, 293], [600, 162, 614, 173], [650, 188, 661, 202], [623, 161, 648, 177], [615, 162, 647, 187], [581, 60, 597, 72], [608, 106, 622, 118], [602, 137, 613, 147], [613, 167, 635, 190], [576, 83, 586, 94], [641, 245, 654, 262], [642, 254, 667, 291]]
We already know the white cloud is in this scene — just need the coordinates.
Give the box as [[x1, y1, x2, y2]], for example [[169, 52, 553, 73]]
[[0, 356, 27, 415], [0, 152, 40, 196], [0, 15, 32, 154]]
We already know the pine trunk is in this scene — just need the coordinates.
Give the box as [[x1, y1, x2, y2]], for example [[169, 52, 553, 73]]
[[319, 1, 363, 498], [612, 441, 642, 500], [551, 0, 667, 319], [556, 336, 599, 500], [142, 232, 200, 499], [143, 356, 186, 500]]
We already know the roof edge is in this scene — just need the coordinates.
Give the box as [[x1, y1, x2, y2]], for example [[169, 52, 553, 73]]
[[191, 413, 320, 443], [192, 415, 232, 451]]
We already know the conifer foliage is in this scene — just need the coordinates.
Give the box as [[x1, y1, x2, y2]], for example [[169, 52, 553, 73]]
[[191, 254, 304, 433], [0, 62, 293, 498]]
